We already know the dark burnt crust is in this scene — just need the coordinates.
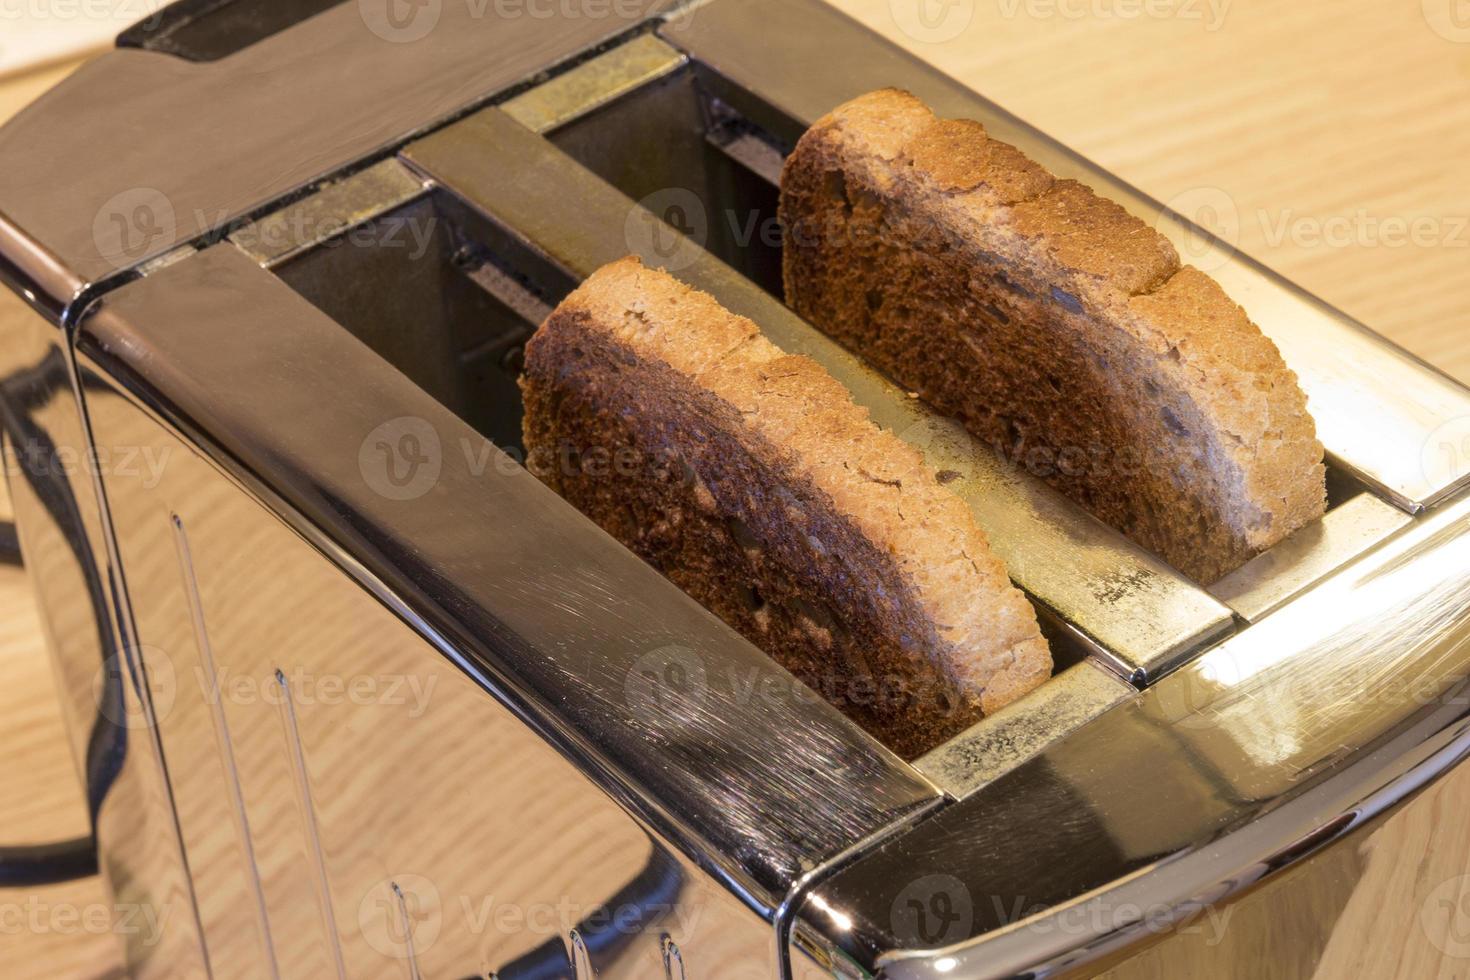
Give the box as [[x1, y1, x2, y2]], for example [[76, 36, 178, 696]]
[[780, 89, 1327, 584], [523, 307, 984, 757]]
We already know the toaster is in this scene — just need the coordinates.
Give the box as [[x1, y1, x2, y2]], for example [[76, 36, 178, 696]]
[[2, 1, 1469, 976]]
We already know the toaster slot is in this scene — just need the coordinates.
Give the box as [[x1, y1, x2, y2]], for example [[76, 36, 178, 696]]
[[544, 34, 1422, 613], [653, 0, 1470, 516], [476, 34, 1412, 666], [234, 160, 1124, 778], [249, 180, 1116, 769], [265, 189, 561, 452], [396, 106, 1238, 685], [262, 173, 1110, 685], [527, 44, 786, 299], [1210, 491, 1412, 623]]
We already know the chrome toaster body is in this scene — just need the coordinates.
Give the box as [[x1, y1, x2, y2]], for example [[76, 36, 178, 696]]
[[1, 1, 1469, 977]]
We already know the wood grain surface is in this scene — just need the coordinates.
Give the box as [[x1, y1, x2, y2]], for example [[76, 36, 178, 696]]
[[0, 2, 1466, 974]]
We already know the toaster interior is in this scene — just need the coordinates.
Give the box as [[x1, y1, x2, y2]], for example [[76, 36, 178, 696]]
[[533, 46, 1373, 510], [237, 28, 1417, 792], [533, 58, 1380, 526], [271, 184, 1103, 672]]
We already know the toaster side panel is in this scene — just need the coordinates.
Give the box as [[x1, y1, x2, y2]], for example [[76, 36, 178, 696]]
[[81, 378, 780, 976], [0, 269, 210, 976]]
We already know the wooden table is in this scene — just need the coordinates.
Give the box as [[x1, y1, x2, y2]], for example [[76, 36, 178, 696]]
[[0, 3, 1465, 974]]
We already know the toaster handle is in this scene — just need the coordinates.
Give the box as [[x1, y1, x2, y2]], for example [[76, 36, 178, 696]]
[[0, 524, 97, 885], [0, 837, 97, 887]]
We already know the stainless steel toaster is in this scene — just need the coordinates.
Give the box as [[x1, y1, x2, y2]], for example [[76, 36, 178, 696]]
[[3, 1, 1470, 976]]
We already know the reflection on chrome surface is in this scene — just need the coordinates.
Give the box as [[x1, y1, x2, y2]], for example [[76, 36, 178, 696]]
[[86, 380, 780, 976], [805, 493, 1470, 978]]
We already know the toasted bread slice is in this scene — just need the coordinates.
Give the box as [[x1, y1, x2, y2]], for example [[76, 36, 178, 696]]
[[780, 89, 1327, 584], [521, 257, 1051, 757]]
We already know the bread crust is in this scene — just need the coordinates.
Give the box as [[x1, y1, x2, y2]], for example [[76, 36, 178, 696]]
[[781, 89, 1327, 583], [521, 257, 1051, 758]]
